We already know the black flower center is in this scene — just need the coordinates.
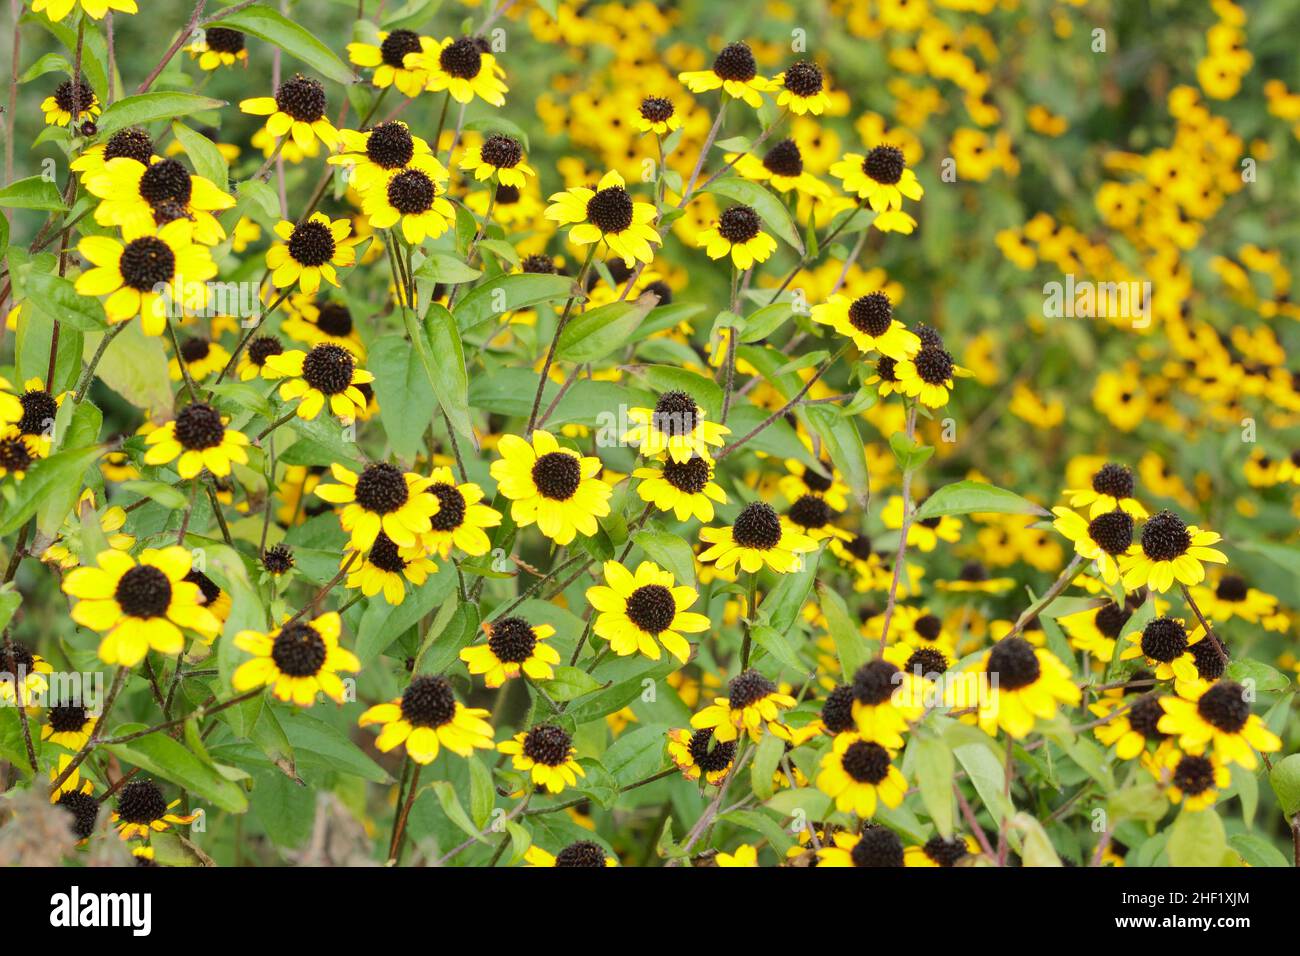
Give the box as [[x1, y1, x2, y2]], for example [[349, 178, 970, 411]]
[[54, 78, 93, 114], [985, 637, 1040, 690], [728, 669, 776, 710], [116, 780, 168, 825], [263, 544, 295, 575], [275, 74, 326, 122], [58, 789, 100, 839], [712, 42, 757, 82], [913, 347, 955, 385], [185, 570, 221, 607], [380, 29, 421, 68], [924, 835, 970, 866], [288, 219, 336, 267], [173, 402, 225, 452], [958, 561, 988, 582], [1088, 510, 1134, 555], [688, 728, 736, 772], [205, 27, 245, 54], [1140, 510, 1191, 561], [1127, 695, 1167, 741], [1214, 575, 1247, 602], [848, 292, 892, 336], [47, 703, 89, 734], [782, 60, 823, 96], [842, 739, 891, 784], [104, 126, 153, 164], [731, 502, 782, 550], [522, 725, 572, 766], [114, 565, 172, 618], [661, 456, 712, 494], [864, 145, 905, 185], [366, 121, 415, 169], [1091, 463, 1134, 499], [368, 532, 408, 573], [844, 535, 873, 561], [554, 840, 606, 867], [400, 674, 457, 728], [439, 37, 482, 78], [876, 355, 898, 382], [0, 436, 32, 474], [639, 96, 674, 122], [852, 659, 900, 706], [0, 641, 35, 682], [1196, 681, 1249, 733], [314, 302, 353, 337], [905, 647, 949, 676], [17, 389, 57, 437], [488, 616, 537, 663], [585, 186, 634, 234], [625, 584, 676, 635], [387, 169, 435, 214], [139, 158, 193, 209], [495, 183, 520, 204], [353, 462, 409, 514], [801, 465, 833, 493], [850, 826, 903, 867], [717, 205, 761, 244], [531, 451, 582, 501], [180, 337, 212, 365], [301, 343, 355, 395], [119, 236, 177, 290], [913, 614, 943, 641], [271, 622, 328, 677], [248, 335, 284, 368], [1094, 601, 1131, 638], [820, 685, 856, 734], [428, 483, 467, 532], [1140, 617, 1187, 662], [480, 134, 522, 169], [652, 390, 698, 437], [788, 494, 832, 530], [1172, 754, 1215, 796], [521, 253, 556, 274]]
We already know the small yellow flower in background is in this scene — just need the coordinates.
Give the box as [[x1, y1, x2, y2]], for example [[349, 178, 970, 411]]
[[546, 169, 662, 267], [358, 675, 494, 764], [343, 532, 437, 605], [40, 76, 99, 126], [347, 29, 431, 97], [715, 844, 759, 867], [489, 430, 612, 546], [623, 390, 729, 463], [1120, 510, 1228, 592], [904, 835, 980, 867], [411, 35, 508, 105], [167, 334, 231, 383], [1148, 748, 1231, 811], [586, 560, 710, 663], [461, 615, 560, 687], [812, 291, 920, 360], [679, 41, 773, 108], [240, 74, 339, 151], [41, 702, 97, 751], [691, 669, 796, 743], [186, 26, 248, 70], [499, 724, 586, 793], [232, 612, 360, 706], [698, 204, 778, 270], [143, 401, 249, 479]]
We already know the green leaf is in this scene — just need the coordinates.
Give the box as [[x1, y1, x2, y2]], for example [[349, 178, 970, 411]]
[[0, 175, 68, 212], [205, 4, 354, 84], [558, 296, 656, 364], [430, 781, 488, 842], [26, 271, 107, 331], [632, 530, 695, 587], [36, 402, 102, 538], [0, 584, 21, 634], [105, 732, 248, 814], [96, 92, 227, 137], [419, 304, 472, 440], [171, 122, 229, 189], [1229, 833, 1291, 868], [703, 177, 803, 254], [368, 334, 435, 461], [1268, 753, 1300, 816], [912, 734, 955, 838], [888, 431, 933, 474], [541, 666, 604, 702], [415, 252, 482, 285], [761, 548, 818, 635], [600, 723, 669, 787], [817, 582, 868, 679], [1167, 807, 1226, 866], [640, 366, 722, 421], [1225, 659, 1293, 693], [749, 624, 804, 671], [913, 480, 1050, 521], [740, 302, 794, 343], [18, 51, 71, 84], [468, 755, 495, 829], [0, 441, 105, 536], [750, 731, 785, 801], [453, 272, 575, 333], [83, 321, 173, 417], [804, 405, 868, 506], [277, 711, 391, 783], [951, 737, 1013, 825], [1007, 812, 1061, 866]]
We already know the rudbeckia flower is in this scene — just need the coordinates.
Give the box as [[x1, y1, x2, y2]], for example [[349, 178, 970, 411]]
[[830, 145, 924, 233], [343, 532, 438, 605], [1190, 573, 1286, 628], [111, 780, 196, 840], [1149, 748, 1231, 811], [894, 342, 964, 408], [1063, 462, 1148, 518], [499, 724, 585, 793], [1051, 506, 1135, 585], [167, 335, 230, 383], [237, 335, 285, 381], [634, 95, 680, 135], [697, 501, 817, 574], [1090, 693, 1170, 760], [586, 560, 710, 663], [6, 377, 66, 457], [1118, 615, 1209, 684], [240, 73, 339, 151], [312, 462, 440, 551], [633, 454, 728, 522], [773, 60, 831, 115], [41, 703, 97, 750], [698, 204, 778, 270], [460, 615, 560, 687], [622, 390, 729, 463], [524, 841, 616, 867], [280, 296, 365, 357], [785, 494, 852, 543], [715, 844, 759, 866], [1120, 510, 1228, 592], [74, 219, 219, 335], [1157, 679, 1282, 770], [358, 675, 495, 764], [937, 561, 1016, 594], [489, 430, 612, 546], [346, 29, 431, 97], [85, 156, 234, 244], [690, 669, 797, 743], [51, 765, 99, 841], [666, 727, 736, 784], [459, 133, 535, 188], [62, 547, 222, 666], [419, 466, 502, 558], [70, 125, 156, 180], [846, 659, 926, 747], [185, 27, 248, 70], [946, 637, 1081, 739], [812, 291, 920, 360], [678, 41, 773, 109], [360, 156, 456, 244], [815, 826, 904, 867], [231, 612, 360, 706], [904, 835, 980, 867], [817, 734, 907, 818], [0, 640, 52, 706], [31, 0, 135, 22], [265, 213, 360, 294], [410, 35, 508, 106], [730, 139, 830, 197], [1060, 599, 1135, 664], [41, 76, 99, 126], [545, 169, 662, 267], [263, 342, 374, 421], [143, 401, 250, 479]]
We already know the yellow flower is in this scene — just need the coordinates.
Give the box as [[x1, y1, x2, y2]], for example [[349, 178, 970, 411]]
[[358, 675, 494, 764], [346, 30, 432, 97], [815, 827, 904, 867], [1119, 510, 1228, 592], [143, 401, 249, 479], [1051, 506, 1135, 586], [498, 725, 585, 793], [633, 455, 728, 522], [231, 612, 360, 706], [489, 430, 612, 546], [545, 169, 662, 267], [240, 74, 339, 151], [894, 343, 966, 408], [666, 727, 736, 785], [360, 154, 456, 244], [32, 0, 135, 21], [461, 615, 560, 687], [420, 466, 502, 558], [586, 560, 710, 663], [903, 835, 980, 867], [523, 841, 617, 866], [622, 390, 729, 463], [946, 637, 1081, 739], [110, 780, 196, 840], [265, 213, 360, 294], [634, 95, 681, 135], [0, 641, 53, 707], [312, 462, 440, 551], [410, 35, 508, 105], [167, 334, 231, 383], [262, 343, 374, 421], [678, 41, 774, 109], [698, 203, 778, 270], [1063, 462, 1148, 519], [459, 134, 535, 189], [343, 532, 437, 605], [85, 156, 234, 244], [773, 60, 831, 115], [715, 844, 759, 867], [812, 291, 920, 359], [698, 501, 817, 574], [830, 146, 924, 233], [40, 76, 99, 126], [1157, 679, 1282, 770], [817, 734, 907, 818], [185, 26, 248, 70], [690, 669, 796, 743]]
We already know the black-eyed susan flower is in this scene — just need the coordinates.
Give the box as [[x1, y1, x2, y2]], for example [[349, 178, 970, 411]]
[[41, 76, 99, 127], [946, 637, 1081, 739], [7, 377, 65, 458], [186, 26, 248, 70], [1051, 506, 1135, 586], [185, 569, 230, 632], [773, 60, 831, 115], [52, 773, 99, 842], [894, 341, 962, 408], [361, 155, 456, 244], [74, 220, 219, 335], [1191, 574, 1286, 628], [523, 840, 616, 867], [715, 844, 759, 866], [0, 640, 52, 707], [237, 334, 285, 381], [667, 727, 736, 785], [785, 494, 852, 543], [499, 724, 585, 794], [265, 213, 359, 294], [261, 544, 295, 577], [85, 156, 234, 244], [41, 702, 97, 751], [460, 133, 535, 189], [420, 466, 501, 559], [847, 659, 925, 747], [1154, 748, 1231, 811], [240, 73, 339, 150], [32, 0, 135, 21], [586, 560, 709, 664], [0, 428, 32, 481], [678, 41, 773, 109], [816, 825, 904, 867], [633, 454, 728, 522], [263, 343, 374, 421], [937, 561, 1015, 594], [1060, 598, 1134, 664], [112, 779, 196, 841], [1119, 616, 1208, 684], [1120, 510, 1228, 592], [410, 35, 507, 105], [1091, 693, 1170, 760], [63, 547, 221, 666], [881, 495, 961, 551], [830, 145, 923, 233], [545, 169, 661, 267], [328, 121, 433, 194], [313, 462, 440, 551], [346, 29, 430, 97], [811, 291, 920, 360], [635, 95, 680, 135], [904, 835, 980, 867], [1157, 679, 1282, 770], [730, 139, 830, 198], [1063, 462, 1148, 518], [142, 401, 249, 479], [344, 532, 437, 605], [281, 297, 364, 357], [358, 675, 494, 764], [699, 204, 777, 270], [231, 612, 360, 706], [698, 501, 817, 574], [817, 734, 906, 817], [461, 615, 559, 687], [489, 430, 612, 546], [168, 335, 230, 383], [690, 669, 797, 743], [623, 390, 729, 463], [70, 125, 156, 180]]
